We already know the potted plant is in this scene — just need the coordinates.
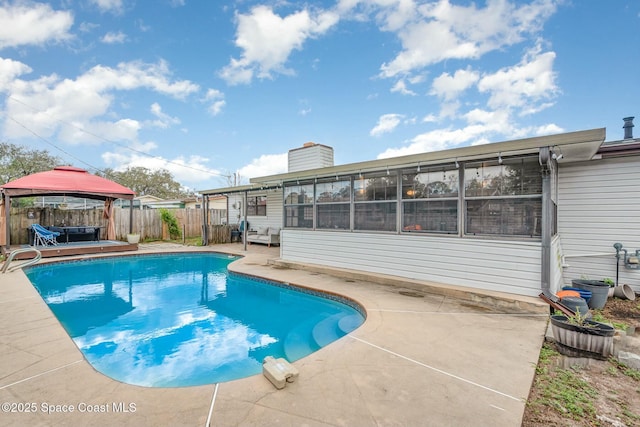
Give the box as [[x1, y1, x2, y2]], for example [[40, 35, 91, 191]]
[[550, 312, 615, 359], [603, 277, 616, 297]]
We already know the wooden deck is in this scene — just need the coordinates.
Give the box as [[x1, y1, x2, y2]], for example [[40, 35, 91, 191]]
[[2, 241, 138, 260]]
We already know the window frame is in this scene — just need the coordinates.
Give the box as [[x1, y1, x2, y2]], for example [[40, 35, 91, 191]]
[[246, 195, 267, 216], [462, 156, 542, 238], [401, 165, 459, 234]]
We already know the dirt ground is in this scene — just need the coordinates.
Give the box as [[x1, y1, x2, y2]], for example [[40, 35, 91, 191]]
[[522, 295, 640, 427]]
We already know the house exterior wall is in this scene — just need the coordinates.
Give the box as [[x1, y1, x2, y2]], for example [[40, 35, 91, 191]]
[[227, 190, 283, 230], [558, 156, 640, 292], [280, 230, 542, 296], [228, 194, 242, 225]]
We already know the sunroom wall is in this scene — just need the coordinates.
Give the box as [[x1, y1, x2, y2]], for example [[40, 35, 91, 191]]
[[280, 230, 542, 296], [277, 157, 545, 297]]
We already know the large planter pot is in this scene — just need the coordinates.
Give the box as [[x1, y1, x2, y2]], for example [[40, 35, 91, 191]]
[[613, 284, 636, 301], [127, 233, 140, 244], [550, 315, 615, 359], [571, 279, 609, 309]]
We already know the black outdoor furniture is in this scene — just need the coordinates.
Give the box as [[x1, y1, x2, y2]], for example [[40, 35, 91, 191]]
[[28, 226, 101, 245]]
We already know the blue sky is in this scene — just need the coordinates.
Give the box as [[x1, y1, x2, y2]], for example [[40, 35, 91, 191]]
[[1, 0, 638, 192]]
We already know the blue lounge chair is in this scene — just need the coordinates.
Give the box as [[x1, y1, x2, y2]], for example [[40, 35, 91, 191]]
[[31, 224, 60, 246]]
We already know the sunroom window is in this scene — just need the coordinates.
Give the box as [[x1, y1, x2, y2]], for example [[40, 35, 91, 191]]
[[464, 157, 542, 237], [354, 173, 397, 232], [402, 166, 459, 233], [284, 183, 314, 228], [315, 179, 351, 230]]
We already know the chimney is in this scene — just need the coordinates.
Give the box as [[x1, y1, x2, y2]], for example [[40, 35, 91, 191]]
[[623, 116, 634, 139], [288, 142, 334, 172]]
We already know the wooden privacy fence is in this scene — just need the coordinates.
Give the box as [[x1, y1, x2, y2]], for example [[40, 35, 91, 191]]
[[7, 207, 228, 244]]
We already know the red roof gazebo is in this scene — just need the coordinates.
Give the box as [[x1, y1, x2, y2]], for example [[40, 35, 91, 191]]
[[1, 166, 135, 249]]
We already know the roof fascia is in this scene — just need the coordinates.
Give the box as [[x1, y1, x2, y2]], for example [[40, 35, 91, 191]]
[[199, 183, 282, 196], [251, 128, 605, 184]]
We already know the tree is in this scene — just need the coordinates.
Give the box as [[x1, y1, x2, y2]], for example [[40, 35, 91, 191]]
[[99, 167, 192, 199], [0, 142, 63, 184]]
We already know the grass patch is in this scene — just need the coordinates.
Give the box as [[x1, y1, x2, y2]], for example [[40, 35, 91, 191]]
[[539, 367, 598, 420], [530, 344, 599, 422], [609, 358, 640, 381]]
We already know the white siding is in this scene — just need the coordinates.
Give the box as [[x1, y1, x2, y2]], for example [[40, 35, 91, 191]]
[[228, 194, 242, 225], [243, 190, 283, 231], [281, 230, 541, 296], [558, 156, 640, 292], [288, 145, 334, 172]]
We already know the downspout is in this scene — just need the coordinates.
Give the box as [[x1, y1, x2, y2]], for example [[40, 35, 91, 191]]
[[539, 147, 552, 293]]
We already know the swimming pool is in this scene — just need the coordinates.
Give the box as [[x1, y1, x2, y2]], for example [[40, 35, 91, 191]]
[[24, 253, 365, 387]]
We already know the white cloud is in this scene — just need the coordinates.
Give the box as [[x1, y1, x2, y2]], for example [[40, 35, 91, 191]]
[[148, 103, 180, 128], [237, 153, 288, 179], [422, 113, 437, 123], [378, 0, 557, 78], [533, 123, 563, 136], [0, 57, 32, 90], [101, 31, 127, 44], [79, 22, 100, 33], [390, 79, 416, 96], [208, 100, 225, 116], [58, 118, 141, 145], [90, 0, 124, 14], [219, 5, 339, 85], [370, 113, 404, 136], [102, 150, 224, 185], [0, 2, 73, 49], [478, 46, 558, 111], [3, 60, 199, 144], [377, 107, 512, 158], [204, 89, 225, 116], [430, 67, 479, 101]]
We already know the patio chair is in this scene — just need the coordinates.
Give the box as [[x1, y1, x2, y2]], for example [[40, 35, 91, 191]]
[[31, 224, 60, 246]]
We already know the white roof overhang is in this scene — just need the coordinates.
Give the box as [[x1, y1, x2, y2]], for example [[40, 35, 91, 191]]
[[199, 128, 605, 195]]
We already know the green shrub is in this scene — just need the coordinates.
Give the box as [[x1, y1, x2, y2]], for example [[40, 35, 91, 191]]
[[159, 209, 181, 240]]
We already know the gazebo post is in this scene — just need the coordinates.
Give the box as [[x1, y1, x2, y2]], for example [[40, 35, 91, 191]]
[[129, 199, 133, 234], [3, 193, 10, 250]]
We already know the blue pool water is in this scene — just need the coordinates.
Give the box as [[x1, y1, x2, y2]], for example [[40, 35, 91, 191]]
[[24, 253, 364, 387]]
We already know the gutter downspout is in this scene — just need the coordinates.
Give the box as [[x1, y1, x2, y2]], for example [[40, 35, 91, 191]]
[[539, 146, 552, 293]]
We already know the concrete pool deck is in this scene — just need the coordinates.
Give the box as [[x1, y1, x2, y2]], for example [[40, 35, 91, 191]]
[[0, 242, 549, 426]]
